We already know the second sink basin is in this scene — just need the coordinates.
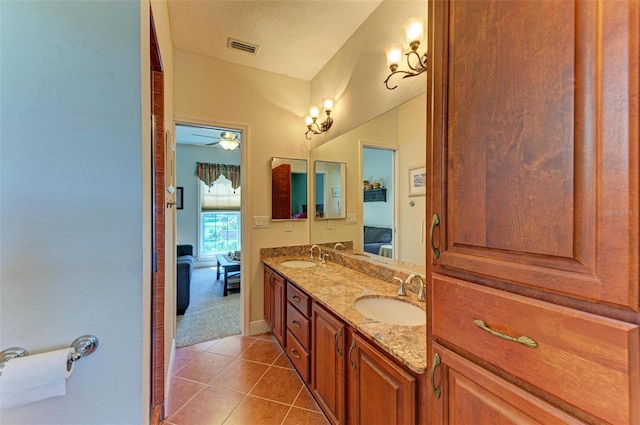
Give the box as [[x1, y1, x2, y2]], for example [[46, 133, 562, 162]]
[[280, 260, 317, 268], [354, 296, 426, 326]]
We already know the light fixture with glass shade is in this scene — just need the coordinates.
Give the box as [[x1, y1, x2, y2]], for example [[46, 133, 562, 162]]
[[305, 97, 334, 140], [218, 131, 240, 150], [384, 16, 428, 90]]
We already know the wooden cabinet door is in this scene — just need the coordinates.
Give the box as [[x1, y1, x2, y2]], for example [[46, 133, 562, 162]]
[[263, 267, 274, 328], [347, 332, 416, 425], [429, 0, 639, 309], [311, 302, 346, 425], [272, 272, 285, 346], [431, 343, 586, 425]]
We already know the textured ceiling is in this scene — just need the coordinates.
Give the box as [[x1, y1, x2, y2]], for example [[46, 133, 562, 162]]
[[167, 0, 384, 81]]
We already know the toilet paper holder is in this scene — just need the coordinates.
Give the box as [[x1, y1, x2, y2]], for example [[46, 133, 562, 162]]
[[0, 334, 99, 376]]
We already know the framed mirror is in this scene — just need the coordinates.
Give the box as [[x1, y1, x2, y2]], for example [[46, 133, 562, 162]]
[[314, 160, 346, 219], [271, 157, 308, 220]]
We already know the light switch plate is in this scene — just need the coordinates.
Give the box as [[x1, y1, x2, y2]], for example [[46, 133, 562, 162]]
[[284, 221, 292, 232], [253, 216, 270, 229], [346, 214, 357, 225], [327, 220, 334, 230]]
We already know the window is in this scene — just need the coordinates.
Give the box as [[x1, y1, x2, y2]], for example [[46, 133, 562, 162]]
[[198, 175, 241, 257], [201, 211, 240, 256]]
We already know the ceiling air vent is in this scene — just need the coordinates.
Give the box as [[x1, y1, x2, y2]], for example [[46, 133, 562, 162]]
[[227, 38, 259, 55]]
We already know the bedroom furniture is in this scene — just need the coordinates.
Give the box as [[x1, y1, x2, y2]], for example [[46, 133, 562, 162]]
[[363, 188, 386, 202], [176, 244, 193, 315], [363, 225, 392, 255], [215, 253, 241, 296]]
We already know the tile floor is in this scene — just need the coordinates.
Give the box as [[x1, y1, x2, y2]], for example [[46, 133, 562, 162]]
[[164, 333, 330, 425]]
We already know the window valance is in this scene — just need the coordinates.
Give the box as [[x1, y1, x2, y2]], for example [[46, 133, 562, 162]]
[[196, 162, 241, 190]]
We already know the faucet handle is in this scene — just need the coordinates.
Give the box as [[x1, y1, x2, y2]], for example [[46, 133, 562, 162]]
[[393, 276, 407, 296]]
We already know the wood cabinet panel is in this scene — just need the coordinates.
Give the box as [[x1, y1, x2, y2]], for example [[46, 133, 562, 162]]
[[287, 302, 310, 348], [311, 302, 346, 425], [287, 282, 310, 317], [431, 343, 586, 425], [263, 266, 285, 346], [286, 330, 309, 383], [348, 332, 416, 425], [432, 274, 639, 424], [430, 0, 639, 310]]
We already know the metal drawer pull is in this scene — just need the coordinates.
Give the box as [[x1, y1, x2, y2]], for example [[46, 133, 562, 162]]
[[429, 214, 440, 259], [473, 320, 538, 348], [335, 329, 343, 356], [348, 340, 356, 370], [290, 348, 300, 359], [291, 295, 301, 303], [430, 353, 441, 399], [291, 320, 301, 329]]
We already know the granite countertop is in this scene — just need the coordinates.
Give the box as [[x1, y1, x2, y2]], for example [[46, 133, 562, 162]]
[[262, 255, 427, 374]]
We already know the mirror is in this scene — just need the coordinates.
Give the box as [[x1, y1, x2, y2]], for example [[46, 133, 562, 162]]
[[271, 157, 308, 220], [309, 93, 426, 268], [314, 161, 346, 219]]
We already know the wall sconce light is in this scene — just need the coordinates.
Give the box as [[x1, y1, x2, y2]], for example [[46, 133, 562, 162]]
[[305, 97, 334, 140], [384, 16, 428, 90]]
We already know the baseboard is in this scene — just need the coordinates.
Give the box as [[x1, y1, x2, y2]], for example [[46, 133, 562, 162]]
[[249, 319, 271, 336], [164, 339, 176, 414]]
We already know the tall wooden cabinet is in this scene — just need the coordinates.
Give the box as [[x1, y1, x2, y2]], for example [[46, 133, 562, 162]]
[[427, 0, 639, 424]]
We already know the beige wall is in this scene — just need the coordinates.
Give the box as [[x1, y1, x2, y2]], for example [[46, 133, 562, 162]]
[[173, 49, 311, 328], [310, 0, 427, 146], [396, 94, 427, 265]]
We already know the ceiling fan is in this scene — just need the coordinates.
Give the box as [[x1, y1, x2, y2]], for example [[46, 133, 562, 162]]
[[193, 131, 240, 150]]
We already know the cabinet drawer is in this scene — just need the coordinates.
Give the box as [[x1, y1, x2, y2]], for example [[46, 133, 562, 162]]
[[287, 302, 310, 348], [286, 330, 310, 383], [432, 274, 639, 425], [287, 282, 310, 317]]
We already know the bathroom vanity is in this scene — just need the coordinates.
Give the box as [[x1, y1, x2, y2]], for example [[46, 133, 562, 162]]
[[262, 246, 428, 425]]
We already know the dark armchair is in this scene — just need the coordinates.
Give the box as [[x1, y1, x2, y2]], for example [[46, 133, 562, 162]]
[[176, 244, 194, 315]]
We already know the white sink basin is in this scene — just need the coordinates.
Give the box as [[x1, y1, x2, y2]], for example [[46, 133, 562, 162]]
[[280, 260, 317, 268], [354, 296, 426, 326]]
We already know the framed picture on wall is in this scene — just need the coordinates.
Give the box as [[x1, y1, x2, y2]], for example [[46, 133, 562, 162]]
[[176, 187, 184, 209], [408, 166, 426, 197]]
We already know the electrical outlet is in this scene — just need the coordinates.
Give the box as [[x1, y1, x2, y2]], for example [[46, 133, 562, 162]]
[[284, 221, 292, 232], [327, 219, 334, 230]]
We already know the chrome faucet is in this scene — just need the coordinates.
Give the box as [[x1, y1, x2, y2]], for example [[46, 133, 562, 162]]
[[393, 276, 407, 296], [405, 274, 426, 302], [309, 244, 321, 260], [333, 242, 346, 250], [321, 253, 329, 264]]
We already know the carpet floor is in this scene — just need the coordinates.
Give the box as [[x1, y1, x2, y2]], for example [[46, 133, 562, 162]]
[[176, 267, 241, 348]]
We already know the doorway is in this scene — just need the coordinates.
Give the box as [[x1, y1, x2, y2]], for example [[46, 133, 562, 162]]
[[173, 122, 244, 348], [362, 147, 395, 258]]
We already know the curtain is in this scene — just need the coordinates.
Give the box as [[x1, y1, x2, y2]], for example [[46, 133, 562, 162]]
[[196, 162, 241, 190]]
